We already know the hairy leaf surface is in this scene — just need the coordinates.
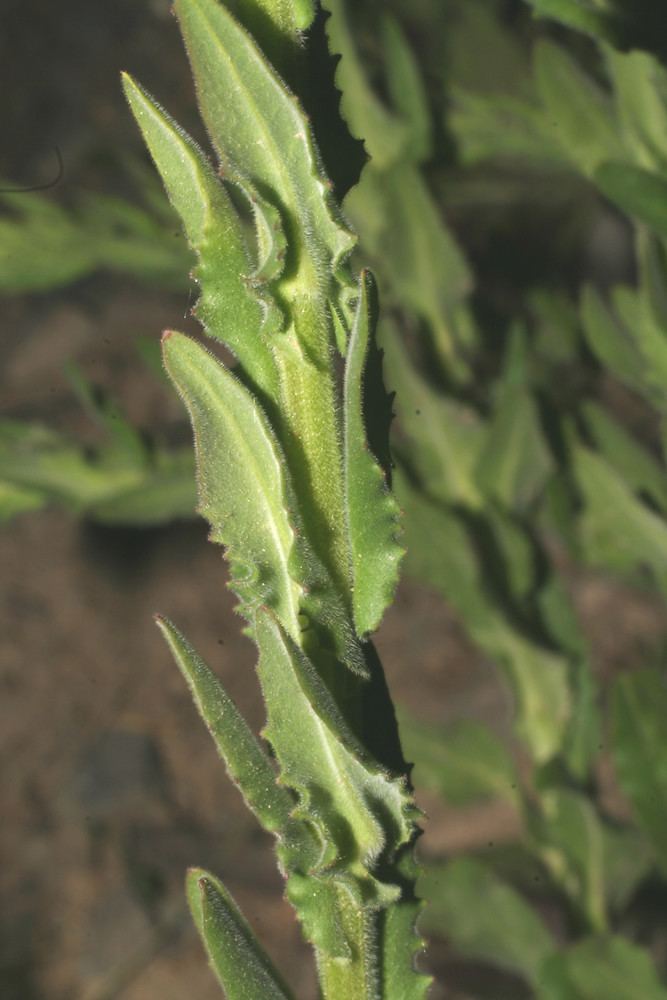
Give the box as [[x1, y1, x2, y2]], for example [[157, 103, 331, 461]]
[[187, 869, 295, 999], [343, 272, 403, 637], [163, 331, 302, 634]]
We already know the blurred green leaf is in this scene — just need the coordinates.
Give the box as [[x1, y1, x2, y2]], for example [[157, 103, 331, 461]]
[[530, 789, 607, 931], [525, 0, 616, 42], [582, 402, 667, 512], [573, 445, 667, 590], [420, 858, 556, 985], [534, 40, 621, 177], [398, 713, 519, 806], [475, 329, 554, 511], [0, 187, 189, 294], [538, 936, 667, 1000], [612, 668, 667, 875], [348, 166, 473, 366], [596, 161, 667, 238], [607, 49, 667, 171]]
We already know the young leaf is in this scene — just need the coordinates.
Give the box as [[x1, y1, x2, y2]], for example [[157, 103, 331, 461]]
[[420, 859, 556, 986], [343, 272, 403, 637], [156, 616, 294, 834], [162, 331, 302, 636], [612, 669, 667, 875], [174, 0, 355, 303], [607, 49, 667, 171], [186, 868, 295, 999], [122, 74, 278, 400]]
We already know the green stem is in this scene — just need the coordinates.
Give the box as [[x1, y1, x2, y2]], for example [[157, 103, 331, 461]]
[[317, 908, 379, 1000]]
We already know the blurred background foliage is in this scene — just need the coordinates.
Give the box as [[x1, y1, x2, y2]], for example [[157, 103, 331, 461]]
[[3, 0, 667, 996]]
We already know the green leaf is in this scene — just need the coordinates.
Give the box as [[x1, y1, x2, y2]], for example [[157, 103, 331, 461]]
[[525, 0, 616, 43], [612, 668, 667, 874], [420, 859, 556, 986], [534, 40, 621, 177], [343, 272, 403, 637], [156, 617, 295, 834], [0, 480, 45, 521], [384, 329, 483, 508], [254, 611, 418, 939], [122, 73, 278, 401], [175, 0, 355, 304], [398, 479, 571, 763], [530, 789, 607, 931], [186, 868, 295, 999], [596, 161, 667, 239], [573, 445, 667, 590], [582, 402, 667, 512], [162, 331, 302, 636], [381, 15, 432, 163], [398, 713, 520, 806], [347, 168, 472, 365], [607, 49, 667, 171], [322, 0, 410, 169], [475, 328, 553, 511], [538, 936, 667, 1000]]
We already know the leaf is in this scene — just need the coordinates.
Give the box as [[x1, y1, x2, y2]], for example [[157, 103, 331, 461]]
[[382, 14, 432, 163], [347, 167, 473, 365], [398, 712, 520, 806], [607, 49, 667, 171], [579, 285, 664, 409], [525, 0, 616, 43], [534, 40, 621, 177], [186, 869, 295, 999], [162, 331, 302, 636], [0, 480, 45, 522], [612, 668, 667, 875], [582, 402, 667, 512], [450, 89, 565, 167], [123, 73, 279, 401], [343, 272, 403, 637], [384, 328, 483, 508], [0, 186, 189, 294], [474, 328, 553, 511], [538, 936, 667, 1000], [322, 0, 410, 169], [420, 859, 556, 986], [530, 789, 607, 931], [398, 478, 571, 762], [596, 161, 667, 239], [156, 617, 295, 834], [573, 445, 667, 590], [254, 612, 417, 945], [175, 0, 355, 303]]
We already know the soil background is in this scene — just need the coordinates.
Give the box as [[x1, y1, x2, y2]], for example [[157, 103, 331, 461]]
[[1, 3, 665, 999]]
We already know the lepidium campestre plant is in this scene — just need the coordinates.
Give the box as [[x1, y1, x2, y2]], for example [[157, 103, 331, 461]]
[[122, 0, 430, 997]]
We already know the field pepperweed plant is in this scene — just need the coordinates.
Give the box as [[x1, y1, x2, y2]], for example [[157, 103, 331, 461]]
[[123, 0, 430, 997]]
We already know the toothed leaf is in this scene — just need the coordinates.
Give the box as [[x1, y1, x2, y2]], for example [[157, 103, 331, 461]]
[[123, 74, 279, 399], [344, 272, 403, 637], [174, 0, 355, 297], [156, 616, 294, 833], [162, 332, 302, 636], [255, 611, 415, 922], [186, 869, 295, 1000]]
